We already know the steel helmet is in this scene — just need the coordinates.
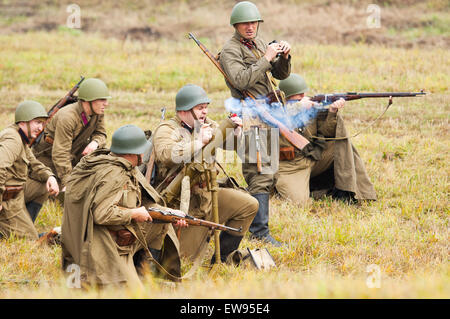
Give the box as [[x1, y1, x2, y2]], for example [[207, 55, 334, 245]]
[[175, 84, 211, 111], [77, 78, 111, 102], [279, 74, 309, 98], [15, 100, 48, 123], [230, 1, 263, 25], [110, 124, 150, 155]]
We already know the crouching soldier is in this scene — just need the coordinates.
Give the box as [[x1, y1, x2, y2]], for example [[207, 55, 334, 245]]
[[31, 78, 110, 213], [0, 101, 59, 239], [61, 124, 186, 288], [276, 74, 377, 204], [152, 84, 258, 264]]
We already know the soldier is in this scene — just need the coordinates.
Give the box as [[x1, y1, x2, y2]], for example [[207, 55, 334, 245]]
[[219, 1, 291, 246], [0, 101, 59, 240], [152, 84, 258, 263], [31, 78, 109, 216], [277, 73, 377, 204], [61, 124, 186, 287]]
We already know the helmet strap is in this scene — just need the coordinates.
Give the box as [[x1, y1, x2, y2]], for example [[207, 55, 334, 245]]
[[88, 101, 97, 115], [26, 121, 32, 142]]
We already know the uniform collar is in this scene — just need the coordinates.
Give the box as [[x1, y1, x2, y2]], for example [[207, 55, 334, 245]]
[[77, 101, 90, 126]]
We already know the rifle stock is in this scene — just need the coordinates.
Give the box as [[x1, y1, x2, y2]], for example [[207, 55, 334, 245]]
[[147, 207, 242, 233]]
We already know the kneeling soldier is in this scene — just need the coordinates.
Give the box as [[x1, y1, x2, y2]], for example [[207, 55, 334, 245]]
[[152, 84, 258, 264], [61, 124, 186, 287], [0, 101, 59, 239]]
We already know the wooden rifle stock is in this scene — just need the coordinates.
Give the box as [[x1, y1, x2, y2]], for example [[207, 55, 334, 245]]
[[30, 76, 85, 146]]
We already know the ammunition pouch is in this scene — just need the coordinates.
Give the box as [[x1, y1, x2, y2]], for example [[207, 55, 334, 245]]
[[109, 229, 136, 246], [279, 146, 295, 161], [2, 186, 23, 201]]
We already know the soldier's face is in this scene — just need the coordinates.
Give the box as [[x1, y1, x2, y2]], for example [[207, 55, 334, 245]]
[[191, 103, 209, 124], [288, 93, 305, 102], [235, 21, 259, 39], [91, 99, 108, 115], [19, 119, 44, 138]]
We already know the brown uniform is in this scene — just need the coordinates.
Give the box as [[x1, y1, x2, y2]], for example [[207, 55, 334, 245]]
[[219, 31, 291, 194], [276, 109, 377, 204], [32, 101, 106, 188], [152, 115, 258, 260], [61, 149, 181, 287], [0, 124, 53, 239]]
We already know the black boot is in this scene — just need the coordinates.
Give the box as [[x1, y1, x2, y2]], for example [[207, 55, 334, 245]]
[[249, 193, 282, 247], [329, 188, 358, 204], [210, 231, 243, 264], [26, 201, 43, 223]]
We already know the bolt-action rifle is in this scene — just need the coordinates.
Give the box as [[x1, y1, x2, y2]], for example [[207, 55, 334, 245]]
[[147, 207, 242, 233], [310, 91, 426, 108], [30, 76, 85, 146]]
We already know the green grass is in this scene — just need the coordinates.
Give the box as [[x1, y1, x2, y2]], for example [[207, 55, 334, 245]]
[[0, 30, 449, 298]]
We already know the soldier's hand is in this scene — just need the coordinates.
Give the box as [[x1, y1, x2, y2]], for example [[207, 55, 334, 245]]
[[264, 42, 283, 62], [131, 206, 152, 223], [0, 205, 2, 212], [329, 98, 345, 113], [82, 140, 99, 156], [279, 40, 291, 59], [199, 123, 213, 146], [298, 96, 317, 110], [46, 176, 60, 196]]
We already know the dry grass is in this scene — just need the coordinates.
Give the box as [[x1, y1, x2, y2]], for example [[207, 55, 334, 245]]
[[0, 1, 449, 299]]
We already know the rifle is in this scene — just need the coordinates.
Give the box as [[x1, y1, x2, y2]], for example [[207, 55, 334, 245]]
[[30, 76, 85, 146], [310, 91, 426, 107], [188, 32, 310, 152], [147, 206, 242, 233]]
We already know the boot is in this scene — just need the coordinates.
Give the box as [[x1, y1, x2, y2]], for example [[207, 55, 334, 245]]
[[26, 201, 43, 223], [329, 188, 358, 204], [249, 193, 282, 247], [210, 231, 243, 264]]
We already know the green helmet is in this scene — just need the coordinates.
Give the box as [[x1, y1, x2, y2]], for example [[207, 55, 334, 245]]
[[279, 74, 309, 99], [110, 124, 150, 155], [175, 84, 211, 111], [77, 78, 111, 102], [15, 100, 48, 123], [230, 1, 263, 25]]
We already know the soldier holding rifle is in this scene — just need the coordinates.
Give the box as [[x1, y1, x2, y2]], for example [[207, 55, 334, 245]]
[[277, 74, 377, 205], [61, 125, 187, 287], [152, 84, 258, 264]]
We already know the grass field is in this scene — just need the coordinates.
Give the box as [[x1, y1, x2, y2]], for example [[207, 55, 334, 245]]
[[0, 1, 449, 299]]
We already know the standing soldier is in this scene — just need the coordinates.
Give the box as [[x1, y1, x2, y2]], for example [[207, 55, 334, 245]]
[[31, 78, 110, 214], [152, 84, 258, 263], [62, 124, 186, 287], [0, 101, 59, 240], [219, 1, 291, 246], [277, 74, 377, 204]]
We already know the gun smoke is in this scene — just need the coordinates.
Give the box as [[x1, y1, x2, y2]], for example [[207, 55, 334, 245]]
[[224, 97, 320, 130]]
